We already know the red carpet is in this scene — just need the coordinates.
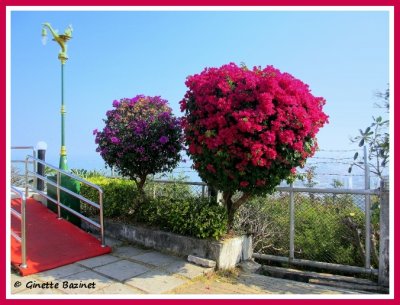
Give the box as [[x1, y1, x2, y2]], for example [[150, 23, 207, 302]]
[[11, 198, 111, 276]]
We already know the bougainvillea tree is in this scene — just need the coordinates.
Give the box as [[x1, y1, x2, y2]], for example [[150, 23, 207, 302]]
[[180, 63, 328, 230], [94, 95, 183, 199]]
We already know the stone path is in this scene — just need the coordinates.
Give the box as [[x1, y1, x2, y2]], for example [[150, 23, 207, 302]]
[[10, 236, 369, 295]]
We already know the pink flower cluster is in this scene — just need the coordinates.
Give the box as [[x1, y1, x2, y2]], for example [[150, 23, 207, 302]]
[[180, 63, 328, 193]]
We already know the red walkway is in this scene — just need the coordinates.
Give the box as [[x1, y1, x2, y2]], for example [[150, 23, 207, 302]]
[[11, 198, 111, 276]]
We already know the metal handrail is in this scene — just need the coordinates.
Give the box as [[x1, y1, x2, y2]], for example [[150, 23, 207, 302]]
[[11, 146, 37, 187], [24, 155, 105, 246], [11, 186, 27, 269]]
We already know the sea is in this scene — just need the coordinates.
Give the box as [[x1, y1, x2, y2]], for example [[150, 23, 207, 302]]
[[11, 148, 384, 190]]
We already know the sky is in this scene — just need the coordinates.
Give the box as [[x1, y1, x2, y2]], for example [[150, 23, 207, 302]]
[[9, 9, 390, 185]]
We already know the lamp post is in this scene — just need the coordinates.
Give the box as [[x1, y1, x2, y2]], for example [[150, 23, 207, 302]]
[[41, 23, 73, 170]]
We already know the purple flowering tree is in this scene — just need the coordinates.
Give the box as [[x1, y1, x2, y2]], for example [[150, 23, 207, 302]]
[[94, 95, 183, 198]]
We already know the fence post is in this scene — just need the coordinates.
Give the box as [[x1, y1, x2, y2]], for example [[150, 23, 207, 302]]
[[24, 157, 29, 198], [56, 171, 62, 219], [289, 183, 295, 262], [378, 178, 389, 287], [364, 145, 371, 269], [20, 193, 27, 268]]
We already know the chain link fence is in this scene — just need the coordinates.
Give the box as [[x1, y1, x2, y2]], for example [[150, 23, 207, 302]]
[[145, 180, 209, 199], [240, 186, 381, 274]]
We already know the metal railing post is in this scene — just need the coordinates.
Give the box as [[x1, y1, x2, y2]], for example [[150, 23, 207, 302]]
[[99, 191, 105, 247], [11, 187, 28, 269], [20, 194, 27, 268], [289, 183, 295, 262], [56, 171, 62, 219], [364, 145, 371, 269], [24, 157, 29, 198], [33, 148, 37, 189]]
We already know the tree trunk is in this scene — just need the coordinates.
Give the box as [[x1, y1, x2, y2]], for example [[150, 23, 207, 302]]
[[224, 192, 252, 233], [134, 175, 147, 207]]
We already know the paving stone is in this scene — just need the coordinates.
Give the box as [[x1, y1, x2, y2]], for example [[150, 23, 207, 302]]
[[56, 270, 115, 294], [90, 282, 145, 294], [112, 246, 149, 259], [93, 260, 150, 282], [125, 269, 186, 294], [163, 260, 214, 279], [78, 254, 121, 269], [33, 263, 87, 282], [132, 251, 180, 267]]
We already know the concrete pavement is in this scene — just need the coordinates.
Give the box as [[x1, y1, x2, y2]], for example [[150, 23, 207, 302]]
[[10, 236, 369, 296]]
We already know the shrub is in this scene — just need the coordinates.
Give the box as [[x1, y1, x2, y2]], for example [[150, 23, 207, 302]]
[[81, 176, 227, 240], [80, 177, 138, 217], [94, 95, 183, 197], [180, 63, 328, 229], [136, 197, 227, 239], [235, 192, 368, 267]]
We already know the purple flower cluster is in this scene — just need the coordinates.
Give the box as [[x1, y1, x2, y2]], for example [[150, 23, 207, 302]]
[[94, 95, 183, 185], [159, 136, 169, 144]]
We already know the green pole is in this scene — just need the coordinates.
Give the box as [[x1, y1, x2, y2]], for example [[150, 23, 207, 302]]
[[42, 23, 72, 170], [59, 62, 68, 170]]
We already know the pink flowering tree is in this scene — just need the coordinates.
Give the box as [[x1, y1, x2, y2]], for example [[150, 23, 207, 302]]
[[180, 63, 328, 230], [94, 95, 183, 199]]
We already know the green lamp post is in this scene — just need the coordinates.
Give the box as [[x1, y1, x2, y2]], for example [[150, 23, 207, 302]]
[[41, 23, 81, 227], [41, 23, 73, 170]]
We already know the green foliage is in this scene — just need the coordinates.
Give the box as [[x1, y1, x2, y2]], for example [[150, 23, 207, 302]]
[[71, 168, 107, 179], [294, 194, 365, 266], [236, 192, 374, 267], [80, 176, 227, 240], [80, 177, 138, 217], [331, 179, 344, 189], [136, 197, 227, 240]]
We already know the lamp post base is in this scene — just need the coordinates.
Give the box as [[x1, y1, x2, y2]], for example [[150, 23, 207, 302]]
[[59, 155, 68, 171]]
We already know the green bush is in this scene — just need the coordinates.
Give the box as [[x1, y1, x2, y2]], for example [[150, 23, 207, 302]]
[[294, 194, 365, 266], [80, 176, 227, 240], [236, 192, 370, 267], [80, 177, 138, 217], [136, 197, 227, 240]]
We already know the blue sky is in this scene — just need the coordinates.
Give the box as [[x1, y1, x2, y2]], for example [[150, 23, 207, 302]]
[[10, 9, 390, 183]]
